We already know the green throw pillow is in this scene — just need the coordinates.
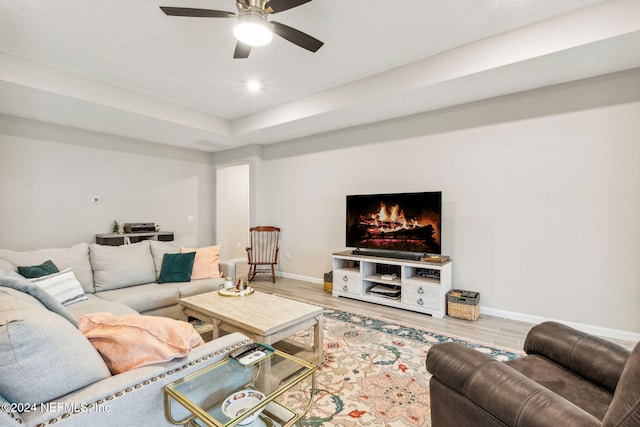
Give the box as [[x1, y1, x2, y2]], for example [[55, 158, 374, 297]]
[[157, 252, 196, 284], [17, 259, 59, 279]]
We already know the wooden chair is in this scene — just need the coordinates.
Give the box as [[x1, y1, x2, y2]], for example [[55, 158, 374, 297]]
[[246, 226, 280, 283]]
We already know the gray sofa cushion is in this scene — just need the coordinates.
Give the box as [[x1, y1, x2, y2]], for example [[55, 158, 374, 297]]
[[0, 243, 94, 294], [65, 294, 139, 319], [0, 290, 111, 405], [0, 258, 14, 272], [96, 283, 179, 313], [162, 278, 222, 298], [0, 287, 43, 310], [90, 241, 156, 291], [149, 240, 180, 278]]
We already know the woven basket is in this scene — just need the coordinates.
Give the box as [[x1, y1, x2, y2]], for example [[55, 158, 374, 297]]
[[447, 290, 480, 321], [323, 271, 333, 293]]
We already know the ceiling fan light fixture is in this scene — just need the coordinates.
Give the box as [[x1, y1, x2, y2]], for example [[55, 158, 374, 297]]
[[234, 12, 273, 47]]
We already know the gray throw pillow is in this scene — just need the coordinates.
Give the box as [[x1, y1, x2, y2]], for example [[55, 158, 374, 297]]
[[0, 307, 111, 404], [90, 241, 156, 291]]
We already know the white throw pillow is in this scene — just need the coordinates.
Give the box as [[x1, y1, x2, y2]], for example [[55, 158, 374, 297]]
[[29, 268, 88, 306]]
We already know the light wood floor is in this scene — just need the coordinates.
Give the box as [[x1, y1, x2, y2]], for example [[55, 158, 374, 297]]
[[239, 264, 531, 351], [239, 263, 636, 351]]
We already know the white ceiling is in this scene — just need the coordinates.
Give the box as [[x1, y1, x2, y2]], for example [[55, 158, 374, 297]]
[[1, 0, 640, 152]]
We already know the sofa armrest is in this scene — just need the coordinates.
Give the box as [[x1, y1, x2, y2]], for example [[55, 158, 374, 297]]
[[426, 342, 600, 427], [14, 333, 252, 427], [602, 341, 640, 427], [524, 321, 630, 393], [219, 260, 235, 280]]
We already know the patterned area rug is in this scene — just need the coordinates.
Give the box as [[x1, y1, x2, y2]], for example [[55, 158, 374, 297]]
[[280, 309, 521, 427]]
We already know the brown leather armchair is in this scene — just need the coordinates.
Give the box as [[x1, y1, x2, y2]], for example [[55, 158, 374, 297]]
[[426, 321, 640, 427]]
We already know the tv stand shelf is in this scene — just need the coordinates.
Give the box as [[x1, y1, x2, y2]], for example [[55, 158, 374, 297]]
[[331, 250, 452, 318]]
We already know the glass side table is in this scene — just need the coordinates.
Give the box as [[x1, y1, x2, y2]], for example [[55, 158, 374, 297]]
[[164, 350, 316, 427]]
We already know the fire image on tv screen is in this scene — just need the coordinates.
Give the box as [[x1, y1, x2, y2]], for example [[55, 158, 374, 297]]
[[346, 191, 441, 254]]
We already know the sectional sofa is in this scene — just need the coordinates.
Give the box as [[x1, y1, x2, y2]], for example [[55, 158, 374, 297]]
[[0, 240, 236, 320], [0, 240, 251, 427]]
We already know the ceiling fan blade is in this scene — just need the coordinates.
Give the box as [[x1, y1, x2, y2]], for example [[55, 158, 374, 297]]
[[271, 21, 323, 53], [234, 42, 252, 59], [160, 7, 235, 18], [266, 0, 312, 14]]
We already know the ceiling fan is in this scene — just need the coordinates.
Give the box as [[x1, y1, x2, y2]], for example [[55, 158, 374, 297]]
[[160, 0, 324, 58]]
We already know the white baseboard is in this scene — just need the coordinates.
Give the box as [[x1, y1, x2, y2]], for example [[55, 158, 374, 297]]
[[270, 272, 640, 343], [277, 271, 323, 285], [481, 306, 640, 343], [234, 262, 320, 283]]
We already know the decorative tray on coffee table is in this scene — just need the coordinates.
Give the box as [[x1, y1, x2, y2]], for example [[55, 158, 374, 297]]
[[218, 286, 255, 297]]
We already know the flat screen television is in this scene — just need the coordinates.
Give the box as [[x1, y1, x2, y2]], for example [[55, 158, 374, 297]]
[[346, 191, 441, 257]]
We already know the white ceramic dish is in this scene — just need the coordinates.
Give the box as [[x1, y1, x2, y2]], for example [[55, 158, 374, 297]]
[[222, 389, 266, 425]]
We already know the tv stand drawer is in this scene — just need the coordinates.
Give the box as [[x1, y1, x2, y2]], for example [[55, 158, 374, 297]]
[[333, 270, 361, 295], [402, 283, 440, 310]]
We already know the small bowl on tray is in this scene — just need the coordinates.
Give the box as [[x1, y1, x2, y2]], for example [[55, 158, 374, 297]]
[[222, 389, 266, 425]]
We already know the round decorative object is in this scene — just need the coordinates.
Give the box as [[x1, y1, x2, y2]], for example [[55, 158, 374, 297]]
[[222, 389, 266, 425], [218, 286, 255, 297], [224, 277, 234, 290]]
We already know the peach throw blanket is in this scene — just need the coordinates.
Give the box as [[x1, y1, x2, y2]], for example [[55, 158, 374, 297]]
[[79, 312, 204, 374]]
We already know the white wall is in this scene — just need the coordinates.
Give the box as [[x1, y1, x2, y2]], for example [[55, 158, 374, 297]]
[[215, 69, 640, 334], [216, 163, 250, 260], [0, 115, 215, 250], [2, 68, 639, 336]]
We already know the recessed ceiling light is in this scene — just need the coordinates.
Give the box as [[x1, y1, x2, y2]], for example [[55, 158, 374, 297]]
[[247, 80, 261, 92]]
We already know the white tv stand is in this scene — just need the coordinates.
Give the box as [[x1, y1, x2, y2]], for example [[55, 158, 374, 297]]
[[332, 250, 452, 319]]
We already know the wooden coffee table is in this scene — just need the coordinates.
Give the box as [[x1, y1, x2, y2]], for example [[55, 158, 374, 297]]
[[181, 290, 324, 365]]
